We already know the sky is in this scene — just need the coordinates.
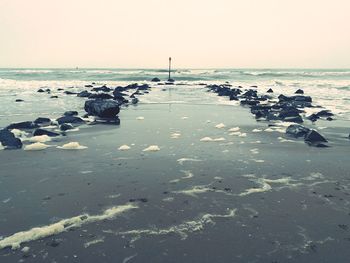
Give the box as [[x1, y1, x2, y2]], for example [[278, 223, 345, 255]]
[[0, 0, 349, 68]]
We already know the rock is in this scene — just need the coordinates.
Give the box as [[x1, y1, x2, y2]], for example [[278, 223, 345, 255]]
[[50, 96, 58, 99], [307, 114, 319, 122], [229, 94, 239, 100], [64, 111, 78, 117], [33, 129, 60, 137], [167, 78, 175, 83], [56, 116, 84, 125], [84, 99, 120, 118], [326, 117, 333, 121], [240, 100, 259, 106], [7, 121, 39, 130], [77, 90, 92, 98], [0, 129, 23, 149], [15, 99, 24, 102], [64, 91, 77, 95], [316, 110, 334, 118], [92, 85, 112, 92], [85, 84, 93, 88], [34, 117, 51, 125], [151, 77, 161, 82], [88, 93, 114, 100], [113, 91, 129, 104], [284, 115, 303, 123], [266, 88, 274, 93], [37, 89, 45, 93], [131, 98, 139, 104], [286, 124, 310, 138], [304, 130, 328, 146], [295, 89, 304, 94], [60, 123, 74, 131], [57, 88, 64, 91]]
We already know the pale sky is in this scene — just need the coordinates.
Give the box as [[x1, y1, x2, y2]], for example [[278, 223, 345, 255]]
[[0, 0, 349, 68]]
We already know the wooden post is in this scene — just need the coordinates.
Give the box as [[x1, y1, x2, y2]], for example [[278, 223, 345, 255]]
[[168, 57, 171, 80]]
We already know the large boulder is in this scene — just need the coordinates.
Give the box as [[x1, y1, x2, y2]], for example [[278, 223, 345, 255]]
[[60, 123, 74, 131], [7, 121, 39, 130], [56, 116, 84, 125], [0, 129, 22, 149], [286, 124, 310, 138], [84, 99, 120, 118], [316, 110, 334, 118]]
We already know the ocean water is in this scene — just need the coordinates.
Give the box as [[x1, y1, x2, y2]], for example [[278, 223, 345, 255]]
[[1, 68, 350, 121]]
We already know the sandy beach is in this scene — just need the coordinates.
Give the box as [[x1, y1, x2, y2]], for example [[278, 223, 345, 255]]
[[0, 77, 350, 262]]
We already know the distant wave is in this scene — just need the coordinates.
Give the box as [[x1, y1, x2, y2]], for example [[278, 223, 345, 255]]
[[242, 70, 350, 77]]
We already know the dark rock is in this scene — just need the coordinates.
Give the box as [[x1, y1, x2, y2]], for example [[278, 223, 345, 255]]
[[84, 99, 120, 118], [0, 129, 22, 149], [229, 94, 239, 100], [167, 78, 175, 83], [88, 93, 114, 100], [85, 84, 93, 88], [131, 98, 139, 104], [295, 89, 304, 94], [37, 89, 45, 93], [151, 77, 161, 82], [50, 96, 58, 99], [15, 99, 24, 102], [64, 111, 78, 117], [64, 91, 77, 95], [77, 90, 92, 98], [92, 85, 112, 92], [266, 88, 274, 93], [307, 114, 319, 122], [240, 100, 259, 106], [7, 121, 39, 130], [60, 123, 74, 131], [316, 110, 334, 118], [326, 117, 334, 121], [33, 129, 60, 137], [286, 124, 310, 138], [56, 116, 84, 125], [34, 117, 51, 125], [284, 115, 303, 123], [304, 130, 328, 146], [57, 88, 64, 91]]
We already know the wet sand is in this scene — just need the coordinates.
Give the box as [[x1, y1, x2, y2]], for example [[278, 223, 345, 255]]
[[1, 85, 350, 262]]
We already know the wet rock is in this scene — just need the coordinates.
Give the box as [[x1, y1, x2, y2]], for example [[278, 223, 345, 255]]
[[151, 77, 161, 82], [15, 99, 24, 102], [57, 88, 64, 91], [240, 100, 259, 106], [33, 129, 60, 137], [316, 110, 334, 118], [84, 99, 120, 118], [295, 89, 304, 94], [0, 129, 23, 149], [92, 85, 112, 92], [56, 116, 84, 125], [7, 121, 39, 130], [64, 91, 77, 95], [88, 93, 114, 100], [37, 89, 45, 93], [284, 115, 303, 123], [60, 123, 74, 131], [229, 94, 239, 100], [34, 117, 51, 125], [85, 84, 93, 88], [131, 98, 139, 104], [266, 88, 274, 93], [113, 91, 129, 104], [304, 130, 328, 147], [307, 114, 319, 122], [64, 111, 78, 117], [167, 78, 175, 83], [77, 90, 92, 98], [326, 117, 334, 121], [50, 95, 58, 99], [286, 124, 310, 138]]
